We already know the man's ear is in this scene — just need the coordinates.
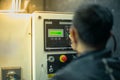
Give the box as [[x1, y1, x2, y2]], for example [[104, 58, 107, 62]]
[[69, 27, 77, 44]]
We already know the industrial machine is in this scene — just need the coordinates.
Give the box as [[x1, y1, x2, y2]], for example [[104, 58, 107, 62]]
[[0, 13, 32, 80], [32, 12, 76, 80], [0, 12, 76, 80]]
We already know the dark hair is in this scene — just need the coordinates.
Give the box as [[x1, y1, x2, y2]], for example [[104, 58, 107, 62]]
[[73, 4, 113, 47]]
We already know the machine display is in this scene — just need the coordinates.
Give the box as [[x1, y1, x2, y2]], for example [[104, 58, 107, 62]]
[[44, 19, 72, 51], [48, 29, 64, 37]]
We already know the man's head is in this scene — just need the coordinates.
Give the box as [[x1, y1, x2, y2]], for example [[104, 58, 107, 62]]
[[69, 4, 113, 53]]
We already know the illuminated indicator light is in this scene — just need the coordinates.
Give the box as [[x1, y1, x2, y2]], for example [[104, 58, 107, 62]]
[[50, 32, 62, 35], [48, 29, 63, 37], [60, 55, 67, 63]]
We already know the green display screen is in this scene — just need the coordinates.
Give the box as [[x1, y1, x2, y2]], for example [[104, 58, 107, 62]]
[[48, 29, 64, 37]]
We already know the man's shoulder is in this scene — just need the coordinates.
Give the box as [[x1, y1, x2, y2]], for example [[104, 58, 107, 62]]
[[52, 57, 106, 80], [68, 54, 104, 70], [51, 49, 120, 80]]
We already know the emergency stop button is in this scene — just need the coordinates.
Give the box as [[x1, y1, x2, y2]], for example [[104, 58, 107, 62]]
[[60, 55, 67, 63]]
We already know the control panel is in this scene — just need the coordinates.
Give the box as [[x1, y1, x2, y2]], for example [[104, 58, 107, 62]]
[[47, 54, 76, 78], [32, 12, 75, 80], [44, 19, 72, 51]]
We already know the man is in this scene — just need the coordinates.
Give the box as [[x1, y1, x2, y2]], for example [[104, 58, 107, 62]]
[[51, 4, 120, 80]]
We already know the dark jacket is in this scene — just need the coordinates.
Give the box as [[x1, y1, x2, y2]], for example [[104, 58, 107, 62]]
[[51, 49, 120, 80]]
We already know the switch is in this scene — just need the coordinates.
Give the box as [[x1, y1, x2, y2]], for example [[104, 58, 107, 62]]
[[59, 55, 67, 63], [48, 56, 55, 62], [49, 68, 54, 73], [49, 65, 54, 73]]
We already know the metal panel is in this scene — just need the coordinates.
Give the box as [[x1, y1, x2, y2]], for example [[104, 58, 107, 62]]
[[0, 13, 32, 80], [32, 12, 73, 80]]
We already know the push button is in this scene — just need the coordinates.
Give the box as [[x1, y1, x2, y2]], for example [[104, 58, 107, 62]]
[[59, 55, 67, 63]]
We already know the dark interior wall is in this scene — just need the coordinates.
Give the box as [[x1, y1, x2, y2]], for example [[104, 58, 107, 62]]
[[44, 0, 120, 56], [0, 0, 12, 10], [28, 0, 44, 13], [45, 0, 96, 12], [95, 0, 120, 56], [0, 0, 26, 10]]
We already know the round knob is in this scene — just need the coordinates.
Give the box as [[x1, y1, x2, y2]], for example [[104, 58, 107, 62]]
[[49, 68, 54, 73], [59, 55, 67, 63], [48, 56, 55, 62]]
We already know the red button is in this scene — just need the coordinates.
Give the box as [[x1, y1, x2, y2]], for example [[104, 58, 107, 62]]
[[60, 55, 67, 63]]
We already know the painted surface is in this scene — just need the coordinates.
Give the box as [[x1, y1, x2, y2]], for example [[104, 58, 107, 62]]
[[0, 13, 32, 80]]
